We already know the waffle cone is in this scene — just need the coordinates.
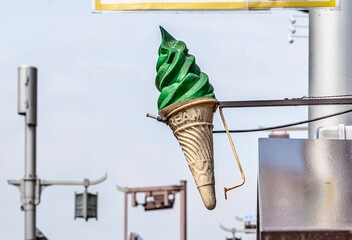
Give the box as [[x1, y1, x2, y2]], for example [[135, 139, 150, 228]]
[[159, 98, 218, 210]]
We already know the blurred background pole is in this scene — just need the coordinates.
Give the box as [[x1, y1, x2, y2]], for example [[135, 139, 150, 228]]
[[309, 0, 352, 137], [124, 192, 128, 240], [18, 66, 38, 240], [180, 180, 187, 240], [25, 122, 36, 240]]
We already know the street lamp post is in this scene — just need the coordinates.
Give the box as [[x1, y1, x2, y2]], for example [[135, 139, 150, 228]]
[[118, 180, 187, 240], [8, 66, 107, 239], [16, 66, 38, 240]]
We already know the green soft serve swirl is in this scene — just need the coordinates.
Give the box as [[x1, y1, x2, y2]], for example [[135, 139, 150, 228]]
[[156, 26, 215, 111]]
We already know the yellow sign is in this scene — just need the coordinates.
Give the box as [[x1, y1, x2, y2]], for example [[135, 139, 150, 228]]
[[94, 0, 336, 11]]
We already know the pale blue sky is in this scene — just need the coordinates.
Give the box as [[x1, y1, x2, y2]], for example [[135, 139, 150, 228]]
[[0, 1, 308, 239]]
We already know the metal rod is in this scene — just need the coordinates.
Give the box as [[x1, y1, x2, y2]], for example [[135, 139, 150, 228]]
[[292, 25, 308, 28], [218, 98, 352, 108], [122, 184, 184, 194], [124, 192, 128, 240], [219, 108, 245, 199], [180, 180, 187, 240], [146, 113, 167, 123], [290, 35, 308, 38]]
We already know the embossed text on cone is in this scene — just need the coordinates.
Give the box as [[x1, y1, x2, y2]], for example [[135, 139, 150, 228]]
[[160, 98, 218, 210]]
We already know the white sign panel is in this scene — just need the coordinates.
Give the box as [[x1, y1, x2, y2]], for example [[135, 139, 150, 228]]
[[94, 0, 336, 11]]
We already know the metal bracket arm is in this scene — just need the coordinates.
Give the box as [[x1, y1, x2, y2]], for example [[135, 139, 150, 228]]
[[117, 183, 184, 194], [40, 173, 108, 187], [218, 97, 352, 108], [8, 173, 107, 206], [7, 179, 42, 206]]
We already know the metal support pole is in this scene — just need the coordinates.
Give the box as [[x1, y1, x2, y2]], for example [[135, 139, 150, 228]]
[[180, 180, 187, 240], [218, 98, 352, 108], [19, 66, 38, 240], [309, 1, 352, 137], [9, 66, 107, 239], [124, 192, 128, 240], [24, 125, 36, 240]]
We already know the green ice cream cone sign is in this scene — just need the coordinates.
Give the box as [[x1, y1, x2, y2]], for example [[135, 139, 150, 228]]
[[156, 26, 216, 111], [156, 26, 218, 210]]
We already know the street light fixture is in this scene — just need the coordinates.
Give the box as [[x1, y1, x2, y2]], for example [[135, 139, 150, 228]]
[[143, 191, 175, 211], [75, 188, 98, 221]]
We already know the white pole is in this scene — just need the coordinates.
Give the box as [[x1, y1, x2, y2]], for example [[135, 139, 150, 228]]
[[24, 125, 36, 240], [19, 66, 38, 240], [309, 0, 352, 138]]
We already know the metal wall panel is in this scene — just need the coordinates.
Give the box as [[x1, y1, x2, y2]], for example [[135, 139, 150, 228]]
[[258, 138, 352, 240]]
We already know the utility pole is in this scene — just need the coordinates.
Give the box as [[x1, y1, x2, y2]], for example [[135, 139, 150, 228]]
[[18, 66, 38, 240], [309, 0, 352, 137], [9, 65, 107, 239]]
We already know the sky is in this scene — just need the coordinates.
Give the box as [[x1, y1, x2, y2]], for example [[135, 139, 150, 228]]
[[0, 1, 308, 239]]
